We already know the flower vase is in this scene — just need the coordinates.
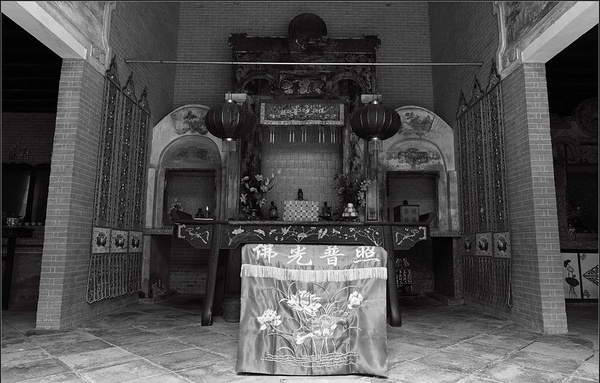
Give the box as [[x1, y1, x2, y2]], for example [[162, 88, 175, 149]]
[[358, 205, 366, 222]]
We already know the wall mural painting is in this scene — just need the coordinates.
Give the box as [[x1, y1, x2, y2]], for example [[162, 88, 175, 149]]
[[170, 107, 209, 135], [457, 61, 512, 308], [503, 2, 558, 47], [496, 2, 574, 74], [562, 252, 599, 300], [86, 56, 149, 303], [399, 110, 434, 138]]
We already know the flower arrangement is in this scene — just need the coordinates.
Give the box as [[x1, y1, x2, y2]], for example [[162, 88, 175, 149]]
[[240, 170, 281, 213], [333, 172, 371, 207]]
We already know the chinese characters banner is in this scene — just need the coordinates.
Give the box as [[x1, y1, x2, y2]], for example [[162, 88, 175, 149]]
[[237, 244, 388, 377]]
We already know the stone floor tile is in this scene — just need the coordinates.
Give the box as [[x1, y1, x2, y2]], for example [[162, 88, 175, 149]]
[[281, 376, 377, 382], [1, 357, 72, 382], [572, 361, 600, 382], [1, 339, 42, 353], [386, 341, 437, 365], [387, 360, 465, 383], [119, 338, 197, 357], [537, 333, 596, 349], [414, 350, 491, 374], [78, 359, 170, 383], [585, 351, 598, 363], [465, 333, 536, 352], [390, 330, 457, 349], [27, 330, 99, 345], [153, 324, 211, 337], [2, 314, 36, 332], [179, 331, 235, 348], [17, 372, 91, 382], [1, 345, 51, 367], [456, 377, 502, 383], [174, 359, 238, 381], [57, 346, 139, 370], [521, 341, 596, 361], [1, 336, 28, 349], [234, 375, 292, 383], [146, 348, 226, 371], [176, 367, 259, 383], [94, 328, 169, 346], [1, 297, 596, 383], [199, 338, 239, 359], [39, 338, 115, 357], [565, 377, 600, 383], [132, 320, 195, 333], [441, 340, 513, 362], [489, 326, 542, 342], [474, 363, 570, 383], [502, 350, 581, 375], [124, 372, 192, 382]]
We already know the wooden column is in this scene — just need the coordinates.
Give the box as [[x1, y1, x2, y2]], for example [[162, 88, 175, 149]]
[[222, 140, 240, 220], [367, 139, 382, 221]]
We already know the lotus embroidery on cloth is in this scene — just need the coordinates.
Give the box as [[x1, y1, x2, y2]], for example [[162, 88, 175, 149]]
[[257, 282, 364, 368], [236, 243, 388, 377]]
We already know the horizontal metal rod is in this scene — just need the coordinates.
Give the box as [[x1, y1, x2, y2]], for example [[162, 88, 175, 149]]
[[124, 59, 483, 67]]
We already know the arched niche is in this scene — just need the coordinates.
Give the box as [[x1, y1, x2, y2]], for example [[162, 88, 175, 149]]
[[380, 106, 459, 233], [145, 104, 225, 228], [154, 135, 222, 227]]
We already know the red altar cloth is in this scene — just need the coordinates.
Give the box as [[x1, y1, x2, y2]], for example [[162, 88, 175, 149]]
[[236, 244, 388, 377]]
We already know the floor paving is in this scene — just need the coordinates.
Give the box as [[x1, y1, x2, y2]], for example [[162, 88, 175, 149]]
[[1, 296, 597, 383]]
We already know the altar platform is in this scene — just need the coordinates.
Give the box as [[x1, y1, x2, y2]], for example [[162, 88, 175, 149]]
[[172, 219, 431, 327]]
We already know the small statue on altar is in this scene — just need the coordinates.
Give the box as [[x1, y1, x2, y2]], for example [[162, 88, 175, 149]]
[[297, 188, 304, 201], [269, 201, 279, 220], [195, 208, 205, 218], [321, 202, 332, 220]]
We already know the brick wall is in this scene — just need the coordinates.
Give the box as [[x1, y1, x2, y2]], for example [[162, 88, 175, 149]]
[[109, 2, 180, 127], [429, 3, 567, 333], [429, 2, 498, 124], [35, 3, 181, 329], [174, 2, 434, 111], [1, 113, 56, 165], [261, 141, 342, 216], [503, 63, 566, 334], [168, 239, 209, 295], [36, 59, 107, 329]]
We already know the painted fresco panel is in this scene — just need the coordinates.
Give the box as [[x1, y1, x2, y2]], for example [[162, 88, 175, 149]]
[[579, 252, 599, 299], [562, 252, 582, 299]]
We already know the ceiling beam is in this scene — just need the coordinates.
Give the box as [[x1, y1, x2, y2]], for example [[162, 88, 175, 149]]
[[1, 1, 87, 60]]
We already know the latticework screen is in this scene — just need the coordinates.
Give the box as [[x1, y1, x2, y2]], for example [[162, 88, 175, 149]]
[[86, 57, 150, 303], [456, 62, 512, 307]]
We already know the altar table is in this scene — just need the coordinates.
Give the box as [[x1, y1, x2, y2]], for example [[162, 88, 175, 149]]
[[172, 220, 429, 327], [236, 243, 388, 377]]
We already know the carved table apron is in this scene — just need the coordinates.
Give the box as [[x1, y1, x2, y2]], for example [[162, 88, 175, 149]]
[[173, 220, 428, 326]]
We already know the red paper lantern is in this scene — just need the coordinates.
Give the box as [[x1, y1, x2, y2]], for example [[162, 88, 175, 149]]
[[204, 99, 255, 140], [350, 100, 401, 141]]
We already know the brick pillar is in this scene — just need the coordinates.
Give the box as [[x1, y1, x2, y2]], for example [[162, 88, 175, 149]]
[[502, 63, 567, 334], [35, 59, 106, 329]]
